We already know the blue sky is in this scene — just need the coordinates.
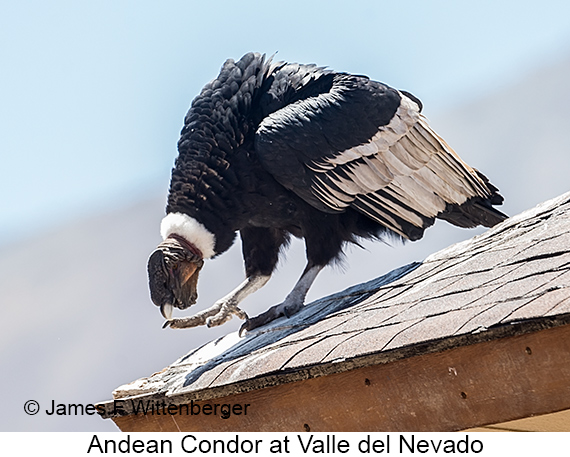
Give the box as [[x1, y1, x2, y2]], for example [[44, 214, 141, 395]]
[[2, 0, 570, 245]]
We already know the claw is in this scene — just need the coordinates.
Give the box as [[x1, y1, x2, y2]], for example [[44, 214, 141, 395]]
[[238, 297, 306, 335], [161, 274, 274, 330], [238, 321, 249, 337]]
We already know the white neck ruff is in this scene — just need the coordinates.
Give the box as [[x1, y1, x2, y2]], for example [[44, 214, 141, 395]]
[[160, 212, 216, 259]]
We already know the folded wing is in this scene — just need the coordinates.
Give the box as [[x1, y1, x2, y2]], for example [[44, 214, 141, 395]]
[[255, 74, 505, 240]]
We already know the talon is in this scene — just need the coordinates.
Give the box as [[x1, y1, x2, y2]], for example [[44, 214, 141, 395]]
[[239, 320, 251, 337], [238, 313, 268, 334], [162, 320, 172, 329]]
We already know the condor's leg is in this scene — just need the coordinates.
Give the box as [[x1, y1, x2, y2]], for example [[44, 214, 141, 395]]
[[166, 227, 287, 329], [240, 215, 344, 334], [240, 262, 324, 334]]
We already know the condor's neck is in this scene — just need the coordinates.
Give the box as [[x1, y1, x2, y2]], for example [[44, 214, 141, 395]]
[[160, 212, 218, 259]]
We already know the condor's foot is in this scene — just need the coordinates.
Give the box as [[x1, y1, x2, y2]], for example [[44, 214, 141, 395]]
[[163, 301, 248, 329], [164, 274, 271, 329], [239, 265, 323, 336], [239, 299, 304, 336]]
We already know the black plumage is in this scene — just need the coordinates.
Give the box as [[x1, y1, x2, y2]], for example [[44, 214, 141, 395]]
[[148, 52, 507, 332]]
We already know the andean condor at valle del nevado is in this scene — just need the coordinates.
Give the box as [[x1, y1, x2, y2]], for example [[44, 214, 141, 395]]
[[147, 52, 507, 334]]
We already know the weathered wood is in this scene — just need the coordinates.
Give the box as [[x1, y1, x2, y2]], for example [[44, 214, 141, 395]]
[[112, 322, 570, 432]]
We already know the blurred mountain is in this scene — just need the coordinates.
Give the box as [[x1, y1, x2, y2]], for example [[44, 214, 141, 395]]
[[2, 53, 569, 431]]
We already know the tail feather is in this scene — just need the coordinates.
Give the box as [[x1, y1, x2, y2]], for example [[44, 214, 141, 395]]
[[438, 197, 507, 228]]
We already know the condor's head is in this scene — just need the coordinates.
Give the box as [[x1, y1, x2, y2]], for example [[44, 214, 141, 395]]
[[147, 234, 204, 319], [147, 213, 216, 320]]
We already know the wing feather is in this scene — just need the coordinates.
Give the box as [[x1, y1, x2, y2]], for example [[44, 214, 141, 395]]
[[307, 97, 497, 236], [352, 196, 409, 238], [390, 137, 428, 169], [255, 71, 502, 239], [361, 156, 394, 183], [389, 175, 447, 216]]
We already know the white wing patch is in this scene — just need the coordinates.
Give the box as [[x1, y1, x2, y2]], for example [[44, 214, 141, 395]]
[[308, 93, 491, 238]]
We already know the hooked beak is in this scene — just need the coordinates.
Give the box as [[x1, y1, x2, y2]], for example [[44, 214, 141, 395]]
[[160, 302, 174, 320]]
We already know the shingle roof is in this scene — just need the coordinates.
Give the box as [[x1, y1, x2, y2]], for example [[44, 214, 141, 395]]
[[100, 191, 570, 418]]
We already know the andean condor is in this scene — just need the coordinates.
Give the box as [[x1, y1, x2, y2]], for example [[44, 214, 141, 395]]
[[148, 52, 507, 334]]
